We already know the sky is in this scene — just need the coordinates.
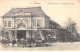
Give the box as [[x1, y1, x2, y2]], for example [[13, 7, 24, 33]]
[[0, 0, 80, 33]]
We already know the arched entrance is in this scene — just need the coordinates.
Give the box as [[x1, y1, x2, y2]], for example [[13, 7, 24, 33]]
[[17, 23, 26, 39]]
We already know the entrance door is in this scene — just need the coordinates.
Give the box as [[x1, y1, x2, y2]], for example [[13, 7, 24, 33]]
[[17, 30, 26, 39]]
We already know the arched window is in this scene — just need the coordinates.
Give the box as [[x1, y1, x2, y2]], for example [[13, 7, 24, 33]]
[[17, 23, 26, 29]]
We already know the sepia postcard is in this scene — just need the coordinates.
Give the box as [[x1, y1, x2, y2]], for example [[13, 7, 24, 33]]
[[0, 0, 80, 51]]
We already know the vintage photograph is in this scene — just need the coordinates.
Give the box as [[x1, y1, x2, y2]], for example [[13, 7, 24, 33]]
[[0, 0, 80, 51]]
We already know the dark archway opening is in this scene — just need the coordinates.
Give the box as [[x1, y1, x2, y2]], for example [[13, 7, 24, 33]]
[[17, 30, 26, 39]]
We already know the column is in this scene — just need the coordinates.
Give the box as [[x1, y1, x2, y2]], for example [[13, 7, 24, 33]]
[[9, 30, 12, 40], [15, 30, 17, 39], [26, 31, 30, 38]]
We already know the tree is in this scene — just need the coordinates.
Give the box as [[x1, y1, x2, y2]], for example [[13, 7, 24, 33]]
[[65, 17, 79, 41]]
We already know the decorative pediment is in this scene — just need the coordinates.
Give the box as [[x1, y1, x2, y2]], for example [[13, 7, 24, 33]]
[[13, 12, 31, 17]]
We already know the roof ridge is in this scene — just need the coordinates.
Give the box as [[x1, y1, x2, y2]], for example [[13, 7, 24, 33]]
[[12, 6, 41, 9], [3, 6, 47, 17]]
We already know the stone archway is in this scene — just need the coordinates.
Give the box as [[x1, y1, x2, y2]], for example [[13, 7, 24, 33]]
[[17, 23, 26, 29], [15, 20, 28, 29], [15, 20, 29, 39], [16, 23, 27, 39]]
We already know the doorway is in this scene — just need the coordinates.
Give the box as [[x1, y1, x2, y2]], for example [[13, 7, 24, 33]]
[[17, 30, 26, 39]]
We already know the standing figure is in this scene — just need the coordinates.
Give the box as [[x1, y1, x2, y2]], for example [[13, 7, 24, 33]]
[[17, 39, 21, 47], [12, 37, 16, 47]]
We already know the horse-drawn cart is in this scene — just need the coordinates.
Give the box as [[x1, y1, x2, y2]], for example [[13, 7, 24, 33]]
[[1, 38, 11, 47]]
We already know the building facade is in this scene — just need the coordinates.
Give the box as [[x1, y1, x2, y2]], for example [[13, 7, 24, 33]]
[[2, 7, 59, 40]]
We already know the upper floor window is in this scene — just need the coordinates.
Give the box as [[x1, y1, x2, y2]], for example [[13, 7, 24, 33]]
[[37, 20, 41, 27], [8, 21, 11, 27], [4, 21, 7, 27], [32, 20, 36, 27], [32, 20, 41, 28]]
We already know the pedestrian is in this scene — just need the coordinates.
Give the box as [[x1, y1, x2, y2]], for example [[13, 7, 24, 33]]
[[12, 37, 16, 47], [17, 39, 21, 47]]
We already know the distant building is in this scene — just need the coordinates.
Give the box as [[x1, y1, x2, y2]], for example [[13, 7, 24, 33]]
[[2, 7, 60, 40]]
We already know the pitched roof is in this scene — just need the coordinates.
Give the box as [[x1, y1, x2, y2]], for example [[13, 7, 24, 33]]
[[3, 7, 48, 17], [49, 19, 60, 26], [3, 7, 60, 26]]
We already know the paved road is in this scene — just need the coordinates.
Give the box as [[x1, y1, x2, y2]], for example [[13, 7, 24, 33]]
[[0, 42, 80, 51]]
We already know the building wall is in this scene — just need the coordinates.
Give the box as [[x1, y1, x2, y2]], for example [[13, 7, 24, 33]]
[[3, 15, 59, 40], [14, 17, 31, 29], [32, 17, 45, 29], [3, 16, 46, 29], [44, 17, 49, 29]]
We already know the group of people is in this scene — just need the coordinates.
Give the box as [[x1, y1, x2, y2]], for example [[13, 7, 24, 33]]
[[11, 37, 35, 47], [0, 34, 55, 47]]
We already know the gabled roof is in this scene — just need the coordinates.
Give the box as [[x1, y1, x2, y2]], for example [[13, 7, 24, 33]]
[[3, 7, 48, 17]]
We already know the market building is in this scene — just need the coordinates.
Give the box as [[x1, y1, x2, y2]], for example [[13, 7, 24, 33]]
[[2, 7, 60, 40]]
